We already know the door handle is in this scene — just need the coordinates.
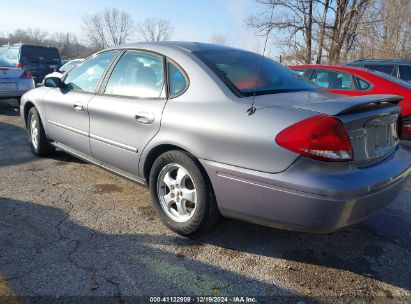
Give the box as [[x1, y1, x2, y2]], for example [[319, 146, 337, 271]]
[[135, 112, 154, 124], [74, 103, 84, 112]]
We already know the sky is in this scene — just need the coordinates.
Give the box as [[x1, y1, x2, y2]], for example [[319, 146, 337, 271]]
[[0, 0, 278, 56]]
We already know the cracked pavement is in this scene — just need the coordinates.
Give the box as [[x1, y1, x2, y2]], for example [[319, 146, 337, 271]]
[[0, 99, 410, 303]]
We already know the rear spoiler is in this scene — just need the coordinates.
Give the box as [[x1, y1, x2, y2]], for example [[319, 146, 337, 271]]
[[293, 94, 403, 116]]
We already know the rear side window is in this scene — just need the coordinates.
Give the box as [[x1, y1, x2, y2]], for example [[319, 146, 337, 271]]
[[21, 46, 60, 64], [0, 47, 19, 67], [168, 62, 187, 98], [105, 50, 165, 98], [311, 70, 354, 90], [364, 64, 395, 75], [357, 78, 371, 90], [399, 65, 411, 82]]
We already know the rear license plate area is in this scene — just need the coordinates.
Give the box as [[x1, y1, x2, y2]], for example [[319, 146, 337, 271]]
[[0, 82, 17, 91]]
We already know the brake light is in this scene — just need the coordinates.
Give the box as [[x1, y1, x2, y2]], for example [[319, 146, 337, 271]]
[[275, 115, 353, 161], [16, 63, 22, 69], [20, 71, 32, 79]]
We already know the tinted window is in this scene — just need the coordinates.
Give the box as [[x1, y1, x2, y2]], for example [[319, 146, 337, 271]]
[[292, 68, 306, 76], [364, 64, 395, 75], [64, 51, 117, 93], [357, 78, 371, 90], [21, 46, 60, 64], [399, 65, 411, 82], [168, 62, 187, 98], [311, 70, 354, 90], [0, 47, 19, 67], [195, 50, 316, 96], [105, 51, 164, 98]]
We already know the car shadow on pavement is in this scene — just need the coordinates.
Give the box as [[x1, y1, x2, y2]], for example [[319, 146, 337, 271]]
[[0, 198, 305, 302], [0, 100, 20, 116], [198, 213, 411, 292], [0, 121, 84, 167]]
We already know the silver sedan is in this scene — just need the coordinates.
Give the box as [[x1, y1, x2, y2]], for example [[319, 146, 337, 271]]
[[20, 42, 411, 235]]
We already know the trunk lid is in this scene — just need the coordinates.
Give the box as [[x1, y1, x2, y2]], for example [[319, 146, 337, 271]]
[[253, 92, 402, 166], [0, 67, 23, 79]]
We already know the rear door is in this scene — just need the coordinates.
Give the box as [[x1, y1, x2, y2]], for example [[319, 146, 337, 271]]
[[43, 50, 118, 155], [88, 50, 168, 175]]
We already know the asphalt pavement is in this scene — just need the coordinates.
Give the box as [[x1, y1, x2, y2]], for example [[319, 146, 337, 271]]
[[0, 99, 410, 303]]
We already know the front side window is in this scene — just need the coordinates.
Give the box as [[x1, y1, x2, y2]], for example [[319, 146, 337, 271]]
[[168, 62, 187, 98], [195, 50, 316, 96], [311, 70, 354, 90], [105, 50, 165, 98], [64, 51, 118, 93], [292, 69, 306, 76]]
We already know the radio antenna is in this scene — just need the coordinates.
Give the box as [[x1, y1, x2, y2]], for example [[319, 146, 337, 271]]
[[247, 2, 276, 116]]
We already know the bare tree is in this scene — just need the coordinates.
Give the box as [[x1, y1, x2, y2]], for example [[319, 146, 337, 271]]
[[82, 7, 134, 50], [136, 18, 174, 42], [209, 34, 231, 46], [248, 0, 315, 64]]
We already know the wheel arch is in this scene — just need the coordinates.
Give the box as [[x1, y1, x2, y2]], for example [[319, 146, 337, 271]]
[[23, 101, 36, 128], [142, 143, 211, 188]]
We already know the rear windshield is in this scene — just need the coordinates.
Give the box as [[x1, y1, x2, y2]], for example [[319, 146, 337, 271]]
[[0, 47, 19, 67], [195, 50, 317, 96], [21, 46, 61, 64], [369, 69, 411, 89]]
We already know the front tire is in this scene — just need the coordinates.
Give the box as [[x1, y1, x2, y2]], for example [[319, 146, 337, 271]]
[[149, 150, 220, 236], [28, 107, 54, 156]]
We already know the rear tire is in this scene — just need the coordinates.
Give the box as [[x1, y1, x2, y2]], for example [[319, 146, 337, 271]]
[[149, 150, 221, 236], [27, 107, 54, 156]]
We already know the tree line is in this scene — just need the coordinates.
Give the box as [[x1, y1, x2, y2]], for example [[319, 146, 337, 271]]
[[248, 0, 411, 64], [0, 8, 175, 59]]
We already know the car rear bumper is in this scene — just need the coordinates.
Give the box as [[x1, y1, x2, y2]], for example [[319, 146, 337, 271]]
[[0, 79, 35, 99], [200, 148, 411, 233]]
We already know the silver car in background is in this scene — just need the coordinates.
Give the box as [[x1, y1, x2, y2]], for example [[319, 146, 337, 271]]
[[0, 49, 34, 105], [20, 42, 411, 235]]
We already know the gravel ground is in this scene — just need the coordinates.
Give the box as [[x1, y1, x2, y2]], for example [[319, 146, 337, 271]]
[[0, 99, 410, 303]]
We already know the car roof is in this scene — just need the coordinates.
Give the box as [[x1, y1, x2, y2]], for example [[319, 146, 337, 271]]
[[289, 64, 370, 73], [346, 59, 411, 65], [115, 41, 241, 53]]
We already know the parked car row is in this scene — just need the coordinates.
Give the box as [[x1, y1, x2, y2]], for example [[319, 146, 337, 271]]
[[0, 43, 83, 105], [289, 64, 411, 139], [19, 42, 411, 236]]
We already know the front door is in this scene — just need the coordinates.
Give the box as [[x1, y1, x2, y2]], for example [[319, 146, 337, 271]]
[[43, 50, 118, 155], [88, 50, 167, 175]]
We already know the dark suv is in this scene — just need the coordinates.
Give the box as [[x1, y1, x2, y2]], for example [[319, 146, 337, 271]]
[[0, 44, 61, 83], [345, 59, 411, 83]]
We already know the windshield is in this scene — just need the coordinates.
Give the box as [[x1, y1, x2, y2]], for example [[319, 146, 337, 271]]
[[195, 50, 317, 96], [369, 69, 411, 89], [399, 65, 411, 83], [0, 47, 19, 67]]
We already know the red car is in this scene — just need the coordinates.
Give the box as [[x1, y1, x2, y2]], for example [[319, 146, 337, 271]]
[[289, 64, 411, 139]]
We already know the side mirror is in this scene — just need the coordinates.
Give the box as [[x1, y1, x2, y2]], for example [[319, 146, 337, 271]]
[[44, 77, 63, 88]]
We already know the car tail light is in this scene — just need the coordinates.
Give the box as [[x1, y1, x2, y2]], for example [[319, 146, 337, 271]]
[[16, 63, 22, 69], [20, 71, 32, 79], [275, 115, 353, 162]]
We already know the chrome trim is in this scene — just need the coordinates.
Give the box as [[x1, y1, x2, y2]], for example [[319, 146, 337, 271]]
[[48, 120, 88, 137], [90, 133, 138, 153]]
